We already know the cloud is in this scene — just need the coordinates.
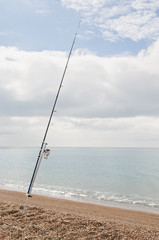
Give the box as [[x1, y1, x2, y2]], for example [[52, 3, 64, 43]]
[[62, 0, 159, 41], [78, 30, 95, 40], [0, 116, 47, 146], [1, 0, 159, 147], [1, 40, 159, 119], [1, 41, 159, 146], [0, 47, 66, 102], [1, 115, 159, 147]]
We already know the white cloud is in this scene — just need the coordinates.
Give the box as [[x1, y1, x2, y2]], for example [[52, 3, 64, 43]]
[[61, 0, 107, 12], [0, 47, 67, 102], [78, 30, 95, 40], [1, 115, 159, 147], [62, 0, 159, 41], [1, 40, 159, 146], [1, 41, 159, 118]]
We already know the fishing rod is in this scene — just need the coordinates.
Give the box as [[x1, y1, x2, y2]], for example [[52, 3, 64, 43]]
[[22, 19, 81, 214]]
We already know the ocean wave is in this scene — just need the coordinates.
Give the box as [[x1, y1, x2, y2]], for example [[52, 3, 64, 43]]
[[1, 180, 159, 212]]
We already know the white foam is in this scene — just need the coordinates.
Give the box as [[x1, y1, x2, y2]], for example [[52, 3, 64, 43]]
[[1, 180, 159, 213]]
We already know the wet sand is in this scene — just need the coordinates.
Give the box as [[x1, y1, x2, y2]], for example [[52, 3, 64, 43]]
[[0, 189, 159, 239]]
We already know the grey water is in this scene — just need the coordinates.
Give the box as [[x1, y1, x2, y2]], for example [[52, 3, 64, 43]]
[[1, 147, 159, 213]]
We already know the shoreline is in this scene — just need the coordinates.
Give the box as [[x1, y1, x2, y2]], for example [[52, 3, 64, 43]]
[[1, 189, 159, 239], [1, 189, 159, 227], [1, 185, 159, 215]]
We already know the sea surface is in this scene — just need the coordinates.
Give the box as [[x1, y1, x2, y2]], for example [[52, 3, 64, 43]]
[[0, 147, 159, 213]]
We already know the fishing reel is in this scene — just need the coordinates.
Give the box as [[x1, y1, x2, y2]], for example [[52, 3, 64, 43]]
[[43, 148, 51, 159]]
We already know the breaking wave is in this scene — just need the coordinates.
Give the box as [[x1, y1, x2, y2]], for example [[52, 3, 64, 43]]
[[1, 179, 159, 213]]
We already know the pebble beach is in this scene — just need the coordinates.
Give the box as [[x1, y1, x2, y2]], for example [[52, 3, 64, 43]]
[[1, 189, 159, 239]]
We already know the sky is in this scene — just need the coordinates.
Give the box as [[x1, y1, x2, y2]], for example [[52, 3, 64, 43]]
[[1, 0, 159, 147]]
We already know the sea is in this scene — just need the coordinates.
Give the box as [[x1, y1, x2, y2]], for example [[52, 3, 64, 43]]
[[0, 147, 159, 214]]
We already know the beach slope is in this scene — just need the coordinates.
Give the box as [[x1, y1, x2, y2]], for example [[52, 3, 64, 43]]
[[0, 189, 159, 239]]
